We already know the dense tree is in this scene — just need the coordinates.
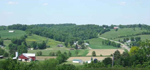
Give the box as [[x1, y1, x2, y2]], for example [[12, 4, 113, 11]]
[[92, 51, 96, 56], [56, 64, 78, 70], [8, 43, 17, 56], [68, 51, 72, 57], [56, 50, 61, 56], [17, 45, 27, 56], [103, 57, 112, 66], [0, 39, 3, 46], [75, 50, 78, 56]]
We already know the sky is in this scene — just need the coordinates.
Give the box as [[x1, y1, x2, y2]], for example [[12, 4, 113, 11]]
[[0, 0, 150, 26]]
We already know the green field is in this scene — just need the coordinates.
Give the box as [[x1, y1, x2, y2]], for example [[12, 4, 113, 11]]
[[28, 48, 89, 56], [114, 35, 150, 41], [87, 38, 118, 49], [26, 34, 64, 47], [0, 30, 26, 39], [100, 28, 146, 39]]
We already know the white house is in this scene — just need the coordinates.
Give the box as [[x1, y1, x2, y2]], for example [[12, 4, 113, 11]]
[[84, 43, 89, 46], [72, 59, 82, 63], [9, 30, 15, 33]]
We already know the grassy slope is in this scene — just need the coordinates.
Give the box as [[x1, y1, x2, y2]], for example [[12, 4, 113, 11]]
[[27, 34, 89, 56], [114, 35, 150, 41], [87, 38, 118, 49], [100, 28, 146, 39], [0, 30, 26, 39], [26, 34, 64, 48]]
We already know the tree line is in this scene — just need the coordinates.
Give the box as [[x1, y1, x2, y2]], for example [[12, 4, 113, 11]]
[[102, 40, 121, 48]]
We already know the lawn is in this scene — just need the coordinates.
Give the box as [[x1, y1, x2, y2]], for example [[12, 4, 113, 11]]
[[0, 30, 26, 39], [100, 28, 147, 39], [87, 38, 118, 49], [26, 34, 64, 48]]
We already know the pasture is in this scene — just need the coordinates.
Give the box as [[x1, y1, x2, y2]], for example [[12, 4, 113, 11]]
[[86, 49, 124, 56], [100, 28, 147, 39], [0, 30, 26, 39], [87, 38, 118, 49]]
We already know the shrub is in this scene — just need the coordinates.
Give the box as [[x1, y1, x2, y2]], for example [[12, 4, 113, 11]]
[[36, 51, 42, 56], [92, 51, 96, 56]]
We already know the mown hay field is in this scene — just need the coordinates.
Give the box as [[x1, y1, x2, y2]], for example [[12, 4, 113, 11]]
[[87, 49, 124, 56]]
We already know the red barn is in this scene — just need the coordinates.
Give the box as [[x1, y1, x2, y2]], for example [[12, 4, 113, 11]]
[[18, 53, 36, 61]]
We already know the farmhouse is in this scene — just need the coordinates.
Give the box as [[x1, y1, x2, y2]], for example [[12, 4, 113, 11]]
[[114, 27, 119, 29], [57, 44, 63, 47], [18, 53, 36, 61], [9, 30, 15, 33], [72, 59, 82, 63]]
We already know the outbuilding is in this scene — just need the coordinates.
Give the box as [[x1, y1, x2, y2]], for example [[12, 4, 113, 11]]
[[72, 59, 82, 63], [9, 30, 15, 33]]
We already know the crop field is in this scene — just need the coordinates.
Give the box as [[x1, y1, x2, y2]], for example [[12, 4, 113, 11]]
[[100, 28, 147, 39], [0, 30, 26, 39], [26, 34, 64, 48], [87, 49, 124, 56], [36, 56, 56, 60], [87, 38, 118, 49]]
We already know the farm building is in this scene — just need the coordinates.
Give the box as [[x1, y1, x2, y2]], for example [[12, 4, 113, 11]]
[[85, 60, 91, 63], [114, 27, 119, 29], [57, 44, 63, 47], [72, 59, 82, 63], [9, 30, 15, 33], [18, 53, 36, 61], [84, 43, 89, 46]]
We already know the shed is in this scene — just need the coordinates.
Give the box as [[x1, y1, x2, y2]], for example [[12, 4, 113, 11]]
[[9, 30, 15, 33], [72, 59, 82, 63], [57, 44, 63, 47]]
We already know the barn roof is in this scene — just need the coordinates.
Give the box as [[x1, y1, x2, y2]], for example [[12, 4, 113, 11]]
[[23, 53, 35, 57]]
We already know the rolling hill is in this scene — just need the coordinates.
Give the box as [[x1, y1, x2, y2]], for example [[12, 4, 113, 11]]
[[100, 28, 147, 39], [87, 38, 118, 49], [0, 30, 26, 39]]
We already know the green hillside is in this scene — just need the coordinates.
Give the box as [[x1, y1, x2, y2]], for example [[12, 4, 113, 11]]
[[114, 35, 150, 41], [26, 34, 64, 48], [0, 30, 26, 39], [87, 38, 118, 49], [100, 28, 146, 39]]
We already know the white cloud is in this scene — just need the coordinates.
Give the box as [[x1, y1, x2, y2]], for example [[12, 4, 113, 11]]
[[119, 2, 126, 5], [43, 3, 48, 6], [7, 1, 19, 5]]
